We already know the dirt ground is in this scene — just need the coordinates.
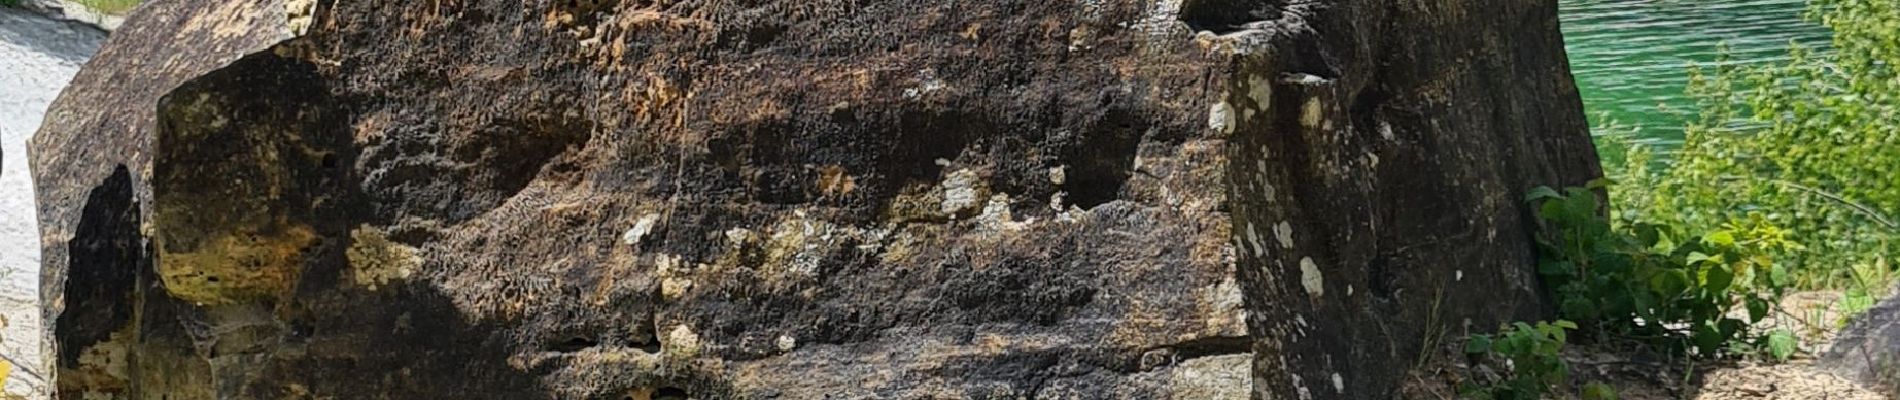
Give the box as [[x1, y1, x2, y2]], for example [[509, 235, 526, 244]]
[[1402, 291, 1889, 399]]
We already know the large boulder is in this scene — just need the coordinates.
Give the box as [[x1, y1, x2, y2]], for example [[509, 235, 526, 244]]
[[1824, 291, 1900, 395], [33, 0, 1599, 398]]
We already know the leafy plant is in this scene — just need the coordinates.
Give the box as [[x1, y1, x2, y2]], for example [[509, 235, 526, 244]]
[[1839, 257, 1891, 324], [1461, 321, 1617, 400], [1764, 329, 1798, 361], [1530, 184, 1796, 356], [1581, 382, 1620, 400], [1605, 0, 1900, 294]]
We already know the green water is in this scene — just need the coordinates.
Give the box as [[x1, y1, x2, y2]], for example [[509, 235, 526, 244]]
[[1558, 0, 1833, 146]]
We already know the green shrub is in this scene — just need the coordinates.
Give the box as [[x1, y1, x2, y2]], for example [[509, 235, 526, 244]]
[[1461, 321, 1618, 400], [1530, 185, 1797, 357], [1608, 0, 1899, 291]]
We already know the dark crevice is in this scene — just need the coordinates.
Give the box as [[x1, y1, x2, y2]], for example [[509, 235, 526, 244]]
[[1110, 335, 1252, 373], [885, 109, 984, 185], [549, 336, 600, 353], [653, 387, 690, 400], [1060, 111, 1145, 209], [1178, 0, 1282, 34], [473, 117, 595, 206], [1366, 254, 1398, 299], [1284, 38, 1343, 82], [1350, 86, 1391, 136], [1163, 335, 1253, 361], [630, 326, 662, 354]]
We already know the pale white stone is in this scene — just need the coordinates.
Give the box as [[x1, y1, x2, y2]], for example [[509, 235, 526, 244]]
[[1209, 101, 1237, 134], [1300, 97, 1324, 129], [1248, 74, 1273, 108], [1300, 257, 1324, 297], [942, 169, 981, 214], [621, 213, 662, 246], [1275, 221, 1295, 249], [776, 335, 797, 352]]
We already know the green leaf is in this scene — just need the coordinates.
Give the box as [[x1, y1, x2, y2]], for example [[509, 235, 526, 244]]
[[1746, 298, 1770, 323], [1769, 263, 1790, 287], [1525, 186, 1563, 202], [1705, 264, 1735, 293], [1767, 329, 1797, 361], [1465, 335, 1493, 354], [1704, 231, 1737, 248], [1635, 224, 1663, 248], [1693, 324, 1725, 355], [1718, 319, 1747, 340], [1649, 271, 1690, 297], [1560, 297, 1599, 321], [1553, 320, 1579, 330], [1540, 201, 1568, 223], [1843, 290, 1875, 319], [1538, 260, 1574, 276], [1582, 382, 1620, 400]]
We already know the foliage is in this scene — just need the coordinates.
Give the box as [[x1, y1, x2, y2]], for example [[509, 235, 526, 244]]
[[1606, 0, 1900, 291], [1530, 185, 1798, 356], [72, 0, 138, 14], [1461, 321, 1618, 400], [1838, 256, 1891, 324], [0, 0, 136, 13], [1461, 321, 1579, 400], [1580, 382, 1620, 400]]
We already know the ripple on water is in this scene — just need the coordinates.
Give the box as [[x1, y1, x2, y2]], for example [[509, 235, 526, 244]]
[[1560, 0, 1832, 147]]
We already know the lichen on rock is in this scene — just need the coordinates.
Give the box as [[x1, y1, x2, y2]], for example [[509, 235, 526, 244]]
[[345, 225, 418, 291], [155, 224, 316, 305]]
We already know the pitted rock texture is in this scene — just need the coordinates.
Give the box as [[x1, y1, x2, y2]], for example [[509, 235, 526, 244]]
[[33, 0, 1599, 398]]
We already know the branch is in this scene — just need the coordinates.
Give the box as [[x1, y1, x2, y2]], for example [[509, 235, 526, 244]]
[[1770, 179, 1899, 231]]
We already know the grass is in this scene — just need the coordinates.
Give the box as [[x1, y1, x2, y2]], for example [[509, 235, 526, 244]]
[[74, 0, 138, 14], [0, 0, 137, 14]]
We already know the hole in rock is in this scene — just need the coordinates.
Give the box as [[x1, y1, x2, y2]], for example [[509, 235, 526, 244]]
[[550, 336, 600, 353], [1178, 0, 1280, 34], [654, 387, 690, 400], [1061, 112, 1144, 209]]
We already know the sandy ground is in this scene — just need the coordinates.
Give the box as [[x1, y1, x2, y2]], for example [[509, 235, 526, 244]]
[[0, 7, 106, 397]]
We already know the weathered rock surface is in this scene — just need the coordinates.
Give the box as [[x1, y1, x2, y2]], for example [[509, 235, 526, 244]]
[[1824, 291, 1900, 395], [33, 0, 1599, 398]]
